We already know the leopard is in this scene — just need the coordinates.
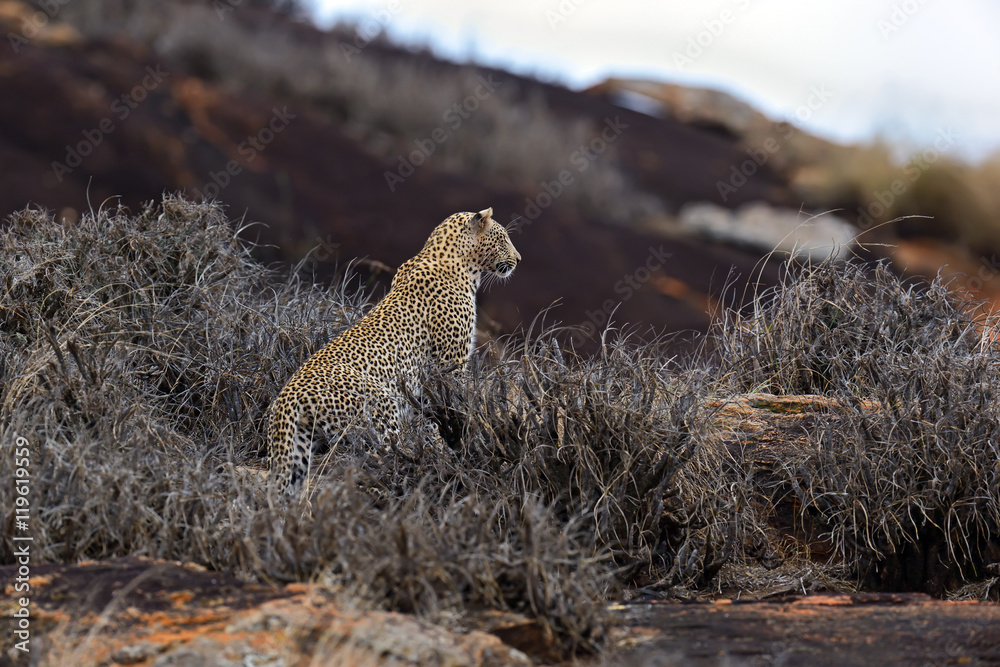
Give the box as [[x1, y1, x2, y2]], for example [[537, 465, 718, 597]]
[[267, 207, 520, 494]]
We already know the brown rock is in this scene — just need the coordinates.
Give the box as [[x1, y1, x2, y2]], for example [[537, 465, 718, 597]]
[[1, 557, 529, 666], [610, 593, 1000, 665]]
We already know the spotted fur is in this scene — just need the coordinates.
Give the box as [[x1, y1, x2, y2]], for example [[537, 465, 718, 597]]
[[268, 208, 520, 494]]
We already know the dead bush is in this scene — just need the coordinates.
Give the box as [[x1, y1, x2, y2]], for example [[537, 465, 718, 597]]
[[717, 257, 1000, 597], [717, 258, 985, 394]]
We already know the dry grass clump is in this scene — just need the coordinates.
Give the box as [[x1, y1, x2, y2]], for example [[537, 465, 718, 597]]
[[783, 343, 1000, 596], [717, 258, 1000, 597], [0, 195, 359, 451], [0, 196, 731, 652], [717, 258, 985, 395], [405, 336, 738, 590]]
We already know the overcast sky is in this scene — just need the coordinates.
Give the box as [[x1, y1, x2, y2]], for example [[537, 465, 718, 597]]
[[306, 1, 1000, 163]]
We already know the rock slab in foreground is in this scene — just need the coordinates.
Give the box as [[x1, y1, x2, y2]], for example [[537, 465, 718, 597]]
[[0, 557, 530, 666], [612, 594, 1000, 666], [5, 557, 1000, 666]]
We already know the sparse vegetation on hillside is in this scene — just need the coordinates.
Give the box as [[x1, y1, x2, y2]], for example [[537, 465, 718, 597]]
[[2, 198, 998, 663], [46, 0, 654, 223], [19, 0, 1000, 256], [741, 124, 1000, 252]]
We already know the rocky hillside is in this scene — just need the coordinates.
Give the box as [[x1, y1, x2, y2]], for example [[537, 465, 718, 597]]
[[0, 0, 889, 353]]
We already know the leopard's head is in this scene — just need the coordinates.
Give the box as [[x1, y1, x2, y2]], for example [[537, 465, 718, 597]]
[[469, 207, 520, 279]]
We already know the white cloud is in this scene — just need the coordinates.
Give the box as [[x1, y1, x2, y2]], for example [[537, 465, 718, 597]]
[[305, 0, 1000, 160]]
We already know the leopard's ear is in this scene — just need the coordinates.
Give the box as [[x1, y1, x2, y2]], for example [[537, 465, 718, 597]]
[[472, 207, 493, 231]]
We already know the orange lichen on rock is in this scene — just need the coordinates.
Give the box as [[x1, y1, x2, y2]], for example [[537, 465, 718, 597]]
[[5, 558, 532, 666]]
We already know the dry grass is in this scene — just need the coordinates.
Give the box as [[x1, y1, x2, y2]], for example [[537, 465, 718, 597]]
[[409, 336, 736, 589], [716, 258, 987, 395], [761, 126, 1000, 253], [717, 257, 1000, 596], [0, 197, 728, 654], [3, 198, 998, 666]]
